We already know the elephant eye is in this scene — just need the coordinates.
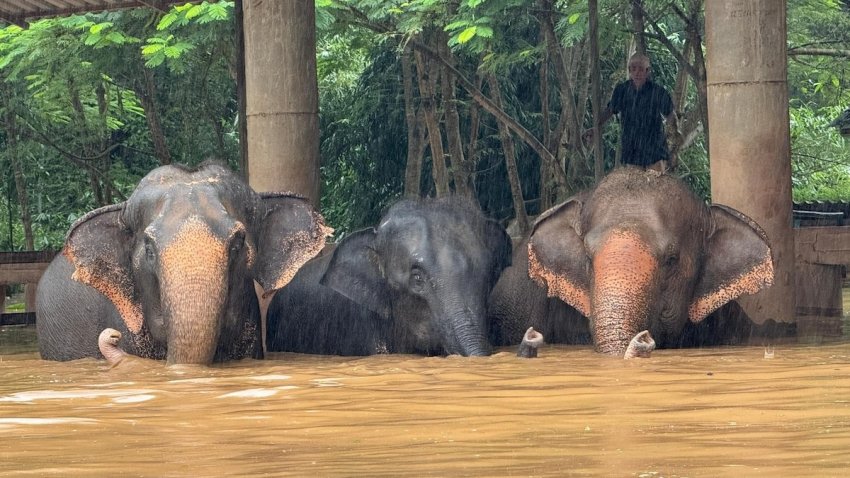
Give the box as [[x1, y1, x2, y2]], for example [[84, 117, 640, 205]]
[[409, 267, 427, 293], [664, 253, 679, 268], [144, 239, 156, 261], [230, 231, 245, 255]]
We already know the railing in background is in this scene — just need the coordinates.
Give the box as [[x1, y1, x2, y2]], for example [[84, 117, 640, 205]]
[[0, 251, 57, 326]]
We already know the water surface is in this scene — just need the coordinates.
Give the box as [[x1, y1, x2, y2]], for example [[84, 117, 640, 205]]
[[1, 328, 849, 477]]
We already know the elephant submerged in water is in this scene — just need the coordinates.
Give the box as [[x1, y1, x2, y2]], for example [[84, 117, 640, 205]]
[[37, 161, 331, 365], [266, 197, 512, 356], [490, 166, 779, 357]]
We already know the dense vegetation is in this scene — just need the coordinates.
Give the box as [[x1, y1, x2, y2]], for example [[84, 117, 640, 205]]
[[1, 0, 848, 251]]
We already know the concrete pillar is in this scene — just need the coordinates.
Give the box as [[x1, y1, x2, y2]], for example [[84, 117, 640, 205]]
[[242, 0, 320, 205], [705, 1, 795, 324]]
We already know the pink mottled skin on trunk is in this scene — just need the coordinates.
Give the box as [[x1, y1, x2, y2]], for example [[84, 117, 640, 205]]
[[98, 328, 127, 366], [591, 230, 657, 356], [160, 217, 228, 365]]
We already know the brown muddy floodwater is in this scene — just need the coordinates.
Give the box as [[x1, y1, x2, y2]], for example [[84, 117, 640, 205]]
[[1, 326, 850, 477]]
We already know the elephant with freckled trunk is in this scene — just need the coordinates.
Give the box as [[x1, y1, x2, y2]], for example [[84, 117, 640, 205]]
[[36, 161, 331, 365], [266, 197, 512, 357], [489, 167, 780, 356]]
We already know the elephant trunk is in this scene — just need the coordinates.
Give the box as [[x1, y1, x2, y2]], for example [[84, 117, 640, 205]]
[[98, 328, 127, 366], [441, 293, 491, 356], [623, 330, 656, 359], [456, 326, 491, 356], [591, 230, 657, 356], [160, 220, 229, 365]]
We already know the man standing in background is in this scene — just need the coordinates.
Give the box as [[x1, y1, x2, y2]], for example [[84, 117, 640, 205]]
[[585, 53, 681, 172]]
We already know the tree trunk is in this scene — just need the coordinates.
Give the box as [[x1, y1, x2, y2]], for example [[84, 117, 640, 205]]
[[413, 40, 560, 186], [95, 81, 114, 204], [235, 0, 249, 178], [401, 48, 425, 197], [537, 0, 576, 197], [539, 23, 552, 212], [67, 77, 105, 206], [488, 74, 529, 236], [2, 98, 34, 250], [438, 32, 472, 197], [630, 0, 648, 56], [137, 66, 172, 166], [464, 63, 485, 197], [589, 0, 605, 182], [414, 47, 450, 197], [688, 4, 709, 148]]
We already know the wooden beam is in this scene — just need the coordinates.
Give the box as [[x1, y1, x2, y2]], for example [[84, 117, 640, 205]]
[[137, 0, 170, 13], [0, 8, 28, 27], [0, 0, 202, 23], [795, 226, 850, 266]]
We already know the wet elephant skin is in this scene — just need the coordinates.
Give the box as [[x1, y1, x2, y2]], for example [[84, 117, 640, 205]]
[[36, 160, 330, 365], [266, 196, 512, 357], [489, 166, 778, 356]]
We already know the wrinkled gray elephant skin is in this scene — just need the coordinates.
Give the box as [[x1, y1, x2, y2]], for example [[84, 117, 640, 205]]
[[37, 160, 331, 365], [490, 166, 779, 356], [266, 196, 512, 357]]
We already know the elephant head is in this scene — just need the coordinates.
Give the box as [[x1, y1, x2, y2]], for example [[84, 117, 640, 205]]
[[321, 197, 511, 356], [63, 161, 331, 364], [527, 167, 774, 356]]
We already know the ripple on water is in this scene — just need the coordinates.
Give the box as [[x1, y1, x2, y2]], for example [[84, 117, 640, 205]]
[[217, 388, 279, 399], [0, 417, 98, 429], [247, 374, 291, 381], [111, 394, 157, 404], [0, 389, 157, 402]]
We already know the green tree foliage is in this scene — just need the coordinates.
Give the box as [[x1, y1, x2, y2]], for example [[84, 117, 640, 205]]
[[1, 1, 849, 251], [0, 2, 238, 250], [787, 0, 850, 203]]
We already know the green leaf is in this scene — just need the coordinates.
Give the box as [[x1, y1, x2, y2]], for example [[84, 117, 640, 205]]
[[205, 4, 230, 20], [89, 22, 112, 34], [144, 54, 166, 68], [445, 20, 470, 31], [142, 44, 164, 55], [185, 5, 204, 20], [83, 33, 101, 46], [476, 26, 493, 38], [157, 12, 179, 30], [457, 26, 477, 44], [568, 13, 581, 24]]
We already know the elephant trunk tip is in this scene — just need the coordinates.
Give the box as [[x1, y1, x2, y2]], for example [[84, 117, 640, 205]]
[[623, 330, 656, 359], [517, 327, 544, 358], [98, 328, 127, 366]]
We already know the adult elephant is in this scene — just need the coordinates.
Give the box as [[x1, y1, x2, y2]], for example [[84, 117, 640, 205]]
[[37, 161, 331, 365], [490, 167, 776, 356], [266, 197, 512, 356]]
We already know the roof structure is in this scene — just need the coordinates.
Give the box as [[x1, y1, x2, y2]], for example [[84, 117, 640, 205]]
[[0, 1, 196, 27]]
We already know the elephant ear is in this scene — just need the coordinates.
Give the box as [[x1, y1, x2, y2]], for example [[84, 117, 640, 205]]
[[484, 219, 513, 290], [254, 193, 333, 297], [63, 203, 144, 334], [527, 198, 592, 317], [689, 204, 774, 323], [320, 228, 392, 319]]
